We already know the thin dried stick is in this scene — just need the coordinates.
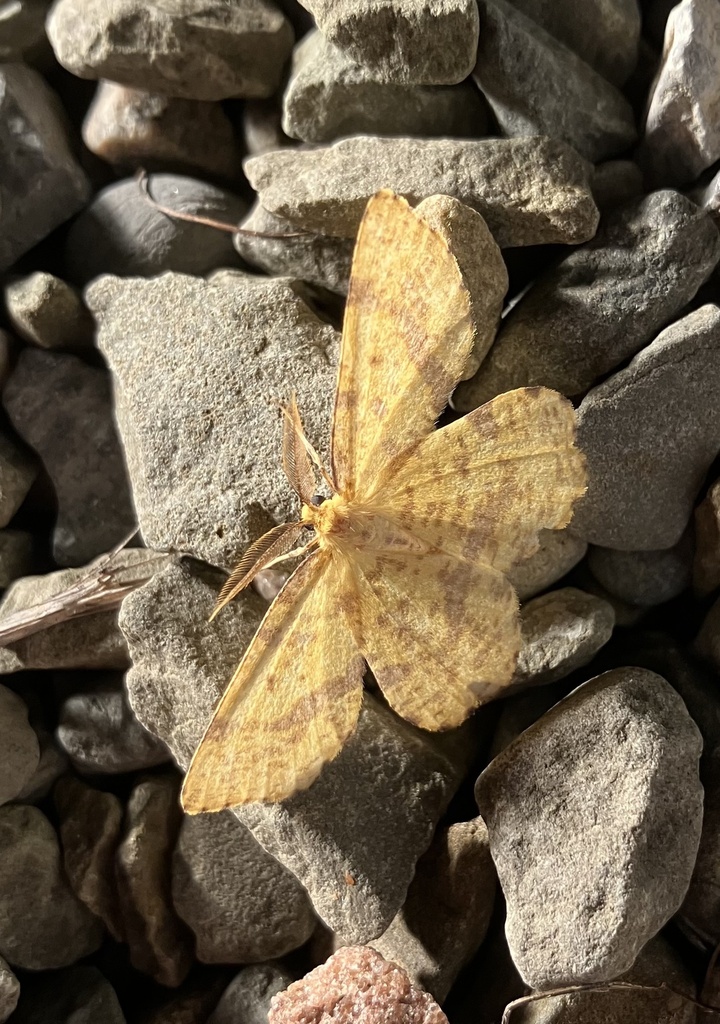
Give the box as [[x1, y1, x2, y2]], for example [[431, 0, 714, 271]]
[[502, 980, 720, 1021]]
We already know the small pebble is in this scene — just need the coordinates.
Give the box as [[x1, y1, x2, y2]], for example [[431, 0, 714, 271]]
[[3, 348, 136, 565], [0, 804, 103, 970], [476, 667, 703, 988], [172, 811, 317, 963], [268, 946, 448, 1024], [0, 685, 39, 806], [47, 0, 294, 100], [4, 272, 94, 349], [209, 964, 293, 1024], [588, 529, 694, 606], [505, 528, 588, 602]]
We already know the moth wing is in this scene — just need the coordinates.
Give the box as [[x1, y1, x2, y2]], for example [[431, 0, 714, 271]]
[[331, 190, 474, 502], [182, 550, 365, 811], [373, 387, 587, 573], [346, 534, 520, 730]]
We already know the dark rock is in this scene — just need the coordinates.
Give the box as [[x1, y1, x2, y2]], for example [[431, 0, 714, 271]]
[[17, 728, 68, 802], [243, 98, 292, 156], [0, 0, 51, 61], [0, 685, 39, 805], [209, 964, 293, 1024], [9, 966, 125, 1024], [0, 432, 36, 529], [678, 746, 720, 948], [591, 160, 644, 211], [694, 476, 720, 595], [588, 529, 694, 606]]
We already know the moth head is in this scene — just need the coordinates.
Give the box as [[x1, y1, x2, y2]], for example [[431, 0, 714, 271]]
[[300, 493, 350, 537]]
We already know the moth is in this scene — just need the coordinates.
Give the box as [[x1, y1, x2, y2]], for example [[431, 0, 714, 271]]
[[181, 190, 586, 813]]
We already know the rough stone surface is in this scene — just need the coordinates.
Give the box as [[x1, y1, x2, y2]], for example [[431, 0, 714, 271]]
[[115, 773, 194, 987], [694, 477, 720, 595], [570, 304, 720, 550], [0, 432, 36, 529], [641, 0, 720, 187], [371, 818, 496, 1002], [9, 966, 125, 1024], [0, 804, 103, 969], [297, 0, 478, 85], [47, 0, 294, 100], [0, 63, 90, 273], [54, 775, 125, 941], [89, 270, 338, 570], [0, 685, 39, 805], [235, 202, 354, 295], [56, 678, 171, 773], [282, 29, 488, 143], [507, 0, 641, 85], [473, 0, 637, 163], [65, 174, 245, 284], [0, 957, 18, 1024], [82, 82, 242, 180], [268, 946, 448, 1023], [678, 745, 720, 947], [245, 136, 599, 246], [475, 667, 704, 988], [209, 964, 293, 1024], [513, 587, 615, 688], [505, 528, 588, 601], [3, 348, 136, 565], [588, 530, 694, 606], [172, 811, 316, 963], [5, 272, 94, 350], [454, 191, 720, 407], [0, 550, 150, 674]]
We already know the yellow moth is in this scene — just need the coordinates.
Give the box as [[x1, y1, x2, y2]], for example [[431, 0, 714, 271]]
[[181, 190, 586, 813]]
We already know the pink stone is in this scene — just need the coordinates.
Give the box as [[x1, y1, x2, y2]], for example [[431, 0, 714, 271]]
[[268, 947, 448, 1024]]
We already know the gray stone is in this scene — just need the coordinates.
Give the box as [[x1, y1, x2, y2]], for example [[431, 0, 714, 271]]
[[282, 29, 488, 143], [591, 160, 643, 212], [16, 728, 68, 803], [82, 81, 243, 180], [0, 549, 150, 674], [209, 964, 293, 1024], [9, 967, 125, 1024], [695, 476, 720, 595], [678, 745, 720, 947], [641, 0, 720, 187], [506, 0, 641, 85], [0, 335, 13, 392], [0, 957, 18, 1024], [0, 804, 103, 969], [570, 564, 648, 628], [505, 528, 588, 601], [4, 272, 94, 349], [47, 0, 294, 100], [489, 685, 566, 758], [88, 270, 338, 570], [0, 433, 36, 529], [454, 191, 720, 408], [473, 0, 636, 163], [56, 677, 171, 773], [0, 0, 51, 61], [476, 667, 703, 988], [3, 349, 136, 565], [571, 304, 720, 550], [588, 529, 694, 606], [244, 136, 599, 246], [65, 174, 245, 284], [0, 686, 39, 806], [235, 202, 354, 295], [297, 0, 479, 84], [55, 775, 125, 941], [0, 64, 90, 273], [116, 773, 194, 987], [513, 587, 615, 687], [172, 811, 316, 963], [371, 818, 496, 1002], [0, 531, 35, 589]]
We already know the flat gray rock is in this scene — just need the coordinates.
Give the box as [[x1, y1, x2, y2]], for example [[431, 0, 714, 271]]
[[56, 678, 171, 773], [588, 529, 694, 607], [507, 0, 641, 85], [0, 433, 36, 529], [476, 667, 703, 988], [454, 191, 720, 408], [4, 272, 94, 349], [282, 29, 488, 143], [3, 349, 136, 565], [0, 63, 90, 272], [65, 174, 246, 284], [371, 818, 496, 1002], [505, 528, 588, 602], [297, 0, 479, 84], [641, 0, 720, 186], [172, 811, 317, 963], [473, 0, 637, 163], [89, 270, 338, 570], [82, 82, 242, 181], [0, 686, 38, 806], [0, 957, 18, 1024], [0, 804, 104, 970], [209, 964, 293, 1024], [47, 0, 294, 100], [513, 587, 615, 687], [244, 136, 599, 246], [570, 304, 720, 550]]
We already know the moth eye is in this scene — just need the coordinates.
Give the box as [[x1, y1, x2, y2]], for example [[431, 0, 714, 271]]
[[310, 494, 325, 507]]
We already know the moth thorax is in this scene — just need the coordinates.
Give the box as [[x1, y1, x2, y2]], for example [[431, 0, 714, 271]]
[[301, 495, 350, 537]]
